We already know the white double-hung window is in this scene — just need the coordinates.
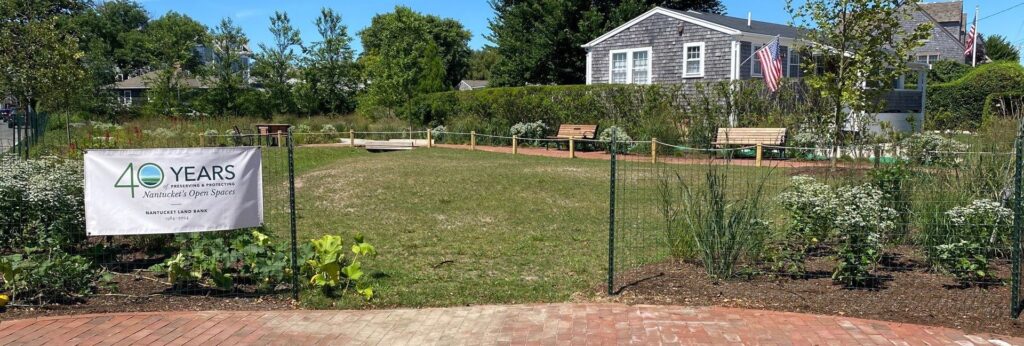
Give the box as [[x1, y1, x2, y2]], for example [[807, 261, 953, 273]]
[[609, 47, 652, 84], [751, 44, 763, 77], [683, 42, 704, 78]]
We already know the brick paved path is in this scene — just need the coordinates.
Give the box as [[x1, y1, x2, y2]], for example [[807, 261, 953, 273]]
[[1, 304, 1020, 345]]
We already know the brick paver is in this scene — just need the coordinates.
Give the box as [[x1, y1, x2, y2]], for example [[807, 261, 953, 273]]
[[0, 303, 1019, 345]]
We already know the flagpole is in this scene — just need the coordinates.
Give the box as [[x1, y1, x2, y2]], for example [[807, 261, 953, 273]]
[[972, 6, 979, 67], [738, 35, 780, 67]]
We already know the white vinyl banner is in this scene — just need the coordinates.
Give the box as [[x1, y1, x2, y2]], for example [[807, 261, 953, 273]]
[[84, 147, 264, 236]]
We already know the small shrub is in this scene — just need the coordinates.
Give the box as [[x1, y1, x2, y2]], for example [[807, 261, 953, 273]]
[[599, 126, 634, 154], [868, 163, 913, 242], [431, 125, 447, 143], [900, 132, 968, 166], [150, 230, 294, 291], [0, 251, 99, 304], [509, 121, 548, 145], [0, 158, 85, 250], [831, 184, 896, 287], [945, 199, 1013, 249], [934, 240, 991, 286], [304, 234, 377, 300], [320, 124, 338, 135], [295, 124, 312, 133]]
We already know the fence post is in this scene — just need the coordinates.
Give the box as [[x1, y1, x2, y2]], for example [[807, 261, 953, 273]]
[[277, 131, 283, 147], [471, 131, 476, 150], [651, 138, 657, 164], [569, 136, 576, 158], [349, 129, 355, 146], [287, 128, 300, 301], [512, 135, 518, 155], [427, 128, 433, 148], [755, 143, 763, 167], [199, 134, 205, 147], [607, 128, 617, 295], [1013, 122, 1023, 318]]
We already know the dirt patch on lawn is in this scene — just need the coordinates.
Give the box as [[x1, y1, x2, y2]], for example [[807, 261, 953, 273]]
[[0, 271, 294, 321], [595, 254, 1024, 337]]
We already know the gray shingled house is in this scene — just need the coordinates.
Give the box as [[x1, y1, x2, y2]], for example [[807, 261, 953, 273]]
[[582, 7, 931, 133], [909, 1, 977, 65]]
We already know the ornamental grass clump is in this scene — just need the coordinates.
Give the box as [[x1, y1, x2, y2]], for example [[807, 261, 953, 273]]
[[671, 168, 769, 279]]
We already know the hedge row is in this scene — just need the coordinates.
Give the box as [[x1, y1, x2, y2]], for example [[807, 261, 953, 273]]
[[927, 62, 1024, 130], [402, 81, 829, 147], [982, 92, 1024, 125]]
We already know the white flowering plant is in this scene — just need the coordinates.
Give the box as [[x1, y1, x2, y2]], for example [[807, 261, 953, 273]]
[[0, 157, 85, 250], [945, 199, 1012, 246], [510, 121, 548, 146], [900, 132, 968, 166], [599, 126, 634, 154], [776, 176, 896, 285]]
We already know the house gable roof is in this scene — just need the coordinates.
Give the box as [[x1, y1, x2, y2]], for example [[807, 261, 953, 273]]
[[914, 2, 966, 50], [459, 80, 488, 89], [918, 1, 963, 23], [582, 7, 803, 48]]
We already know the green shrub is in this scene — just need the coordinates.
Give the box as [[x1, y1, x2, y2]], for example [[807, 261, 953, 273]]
[[509, 121, 548, 145], [150, 230, 296, 291], [599, 126, 634, 154], [982, 92, 1024, 125], [831, 184, 896, 287], [0, 158, 85, 250], [403, 81, 826, 146], [934, 240, 991, 286], [945, 199, 1013, 250], [304, 234, 377, 300], [0, 250, 99, 304], [900, 132, 968, 166], [869, 163, 914, 242], [927, 62, 1024, 130], [928, 60, 971, 84]]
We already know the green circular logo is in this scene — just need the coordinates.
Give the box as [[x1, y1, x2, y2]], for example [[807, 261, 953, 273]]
[[138, 163, 164, 188]]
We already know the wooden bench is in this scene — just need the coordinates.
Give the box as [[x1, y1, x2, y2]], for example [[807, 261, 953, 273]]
[[712, 128, 787, 160], [546, 124, 598, 150], [364, 139, 415, 152], [712, 128, 786, 147]]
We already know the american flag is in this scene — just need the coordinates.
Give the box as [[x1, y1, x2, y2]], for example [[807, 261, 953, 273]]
[[756, 36, 784, 92], [964, 20, 977, 56]]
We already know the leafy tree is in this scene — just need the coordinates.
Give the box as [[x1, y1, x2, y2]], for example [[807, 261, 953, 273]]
[[359, 6, 470, 115], [135, 12, 208, 115], [301, 8, 360, 115], [468, 47, 502, 80], [69, 0, 150, 117], [984, 34, 1020, 63], [252, 11, 301, 115], [202, 18, 250, 116], [417, 43, 448, 94], [487, 0, 725, 86], [787, 0, 930, 167], [0, 0, 88, 115]]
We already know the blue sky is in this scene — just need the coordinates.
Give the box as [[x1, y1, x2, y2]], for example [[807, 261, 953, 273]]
[[139, 0, 1024, 59]]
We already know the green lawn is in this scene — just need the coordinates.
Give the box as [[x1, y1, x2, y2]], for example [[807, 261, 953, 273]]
[[273, 147, 794, 308]]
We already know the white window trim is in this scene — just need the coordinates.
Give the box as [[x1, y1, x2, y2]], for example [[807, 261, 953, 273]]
[[608, 47, 653, 85], [682, 42, 705, 78], [585, 51, 593, 85], [751, 44, 763, 78], [788, 52, 800, 78]]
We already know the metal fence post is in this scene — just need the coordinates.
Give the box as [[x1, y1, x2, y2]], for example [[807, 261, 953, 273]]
[[607, 128, 617, 295], [1013, 121, 1023, 318], [287, 128, 300, 301]]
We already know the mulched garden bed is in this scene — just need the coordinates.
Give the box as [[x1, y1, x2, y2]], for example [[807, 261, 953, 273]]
[[596, 250, 1024, 337], [0, 271, 294, 321]]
